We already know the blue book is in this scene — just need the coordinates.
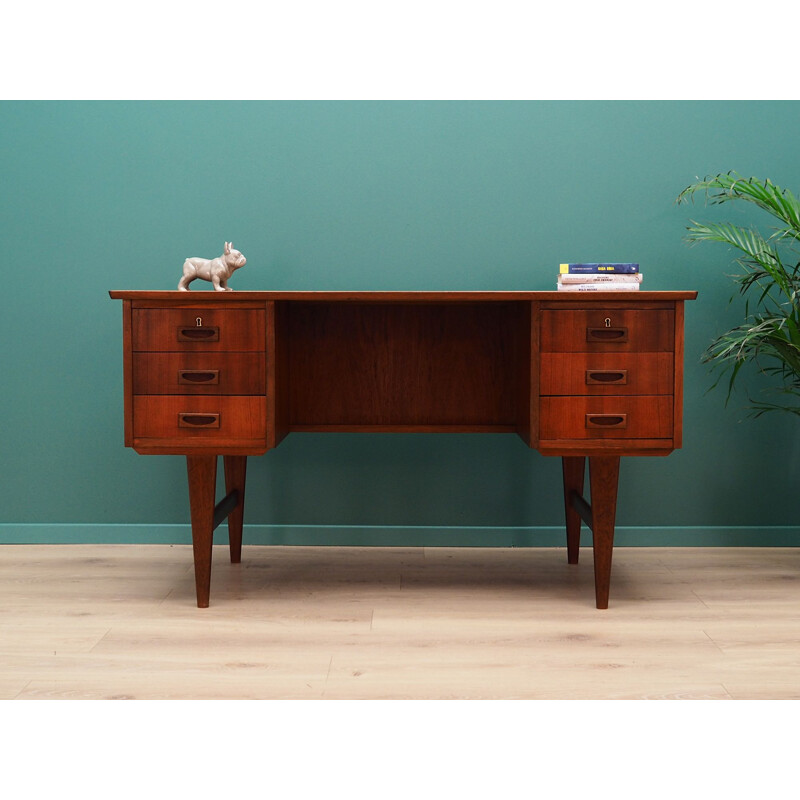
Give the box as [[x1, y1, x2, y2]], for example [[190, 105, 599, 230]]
[[559, 262, 639, 274]]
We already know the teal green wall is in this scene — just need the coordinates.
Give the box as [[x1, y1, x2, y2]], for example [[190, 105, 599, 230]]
[[3, 100, 800, 546]]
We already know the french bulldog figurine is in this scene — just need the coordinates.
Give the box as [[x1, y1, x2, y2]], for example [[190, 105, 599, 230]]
[[178, 242, 247, 291]]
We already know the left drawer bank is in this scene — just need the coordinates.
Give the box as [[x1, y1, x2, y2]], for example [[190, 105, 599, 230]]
[[118, 298, 271, 455]]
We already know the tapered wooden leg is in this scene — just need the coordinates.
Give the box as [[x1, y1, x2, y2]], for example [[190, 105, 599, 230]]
[[589, 455, 620, 610], [186, 455, 217, 608], [562, 456, 586, 565], [224, 456, 247, 564]]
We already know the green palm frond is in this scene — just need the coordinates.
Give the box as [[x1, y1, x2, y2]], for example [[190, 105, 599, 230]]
[[701, 313, 800, 410], [678, 171, 800, 233], [685, 221, 781, 271], [686, 220, 797, 312], [679, 172, 800, 415]]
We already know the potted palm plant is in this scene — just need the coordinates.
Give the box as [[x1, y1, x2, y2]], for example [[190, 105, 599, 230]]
[[677, 171, 800, 415]]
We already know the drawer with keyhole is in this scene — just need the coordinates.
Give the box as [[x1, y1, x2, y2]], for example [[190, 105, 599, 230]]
[[540, 308, 674, 352], [131, 308, 265, 352]]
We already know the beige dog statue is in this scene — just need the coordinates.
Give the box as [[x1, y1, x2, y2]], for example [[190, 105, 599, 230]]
[[178, 242, 247, 291]]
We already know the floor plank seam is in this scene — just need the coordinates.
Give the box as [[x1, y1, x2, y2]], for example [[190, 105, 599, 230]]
[[323, 655, 334, 697], [702, 630, 726, 655], [158, 588, 177, 606], [86, 628, 114, 654], [13, 679, 34, 700]]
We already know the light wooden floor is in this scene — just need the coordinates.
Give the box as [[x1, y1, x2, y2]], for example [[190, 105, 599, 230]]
[[1, 544, 800, 699]]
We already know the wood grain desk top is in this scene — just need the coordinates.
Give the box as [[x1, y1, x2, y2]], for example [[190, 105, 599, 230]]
[[110, 290, 698, 302]]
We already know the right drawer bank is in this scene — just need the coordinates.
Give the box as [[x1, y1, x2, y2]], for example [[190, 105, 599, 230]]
[[538, 304, 676, 447]]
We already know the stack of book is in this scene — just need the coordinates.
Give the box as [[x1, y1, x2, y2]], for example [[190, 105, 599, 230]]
[[557, 263, 641, 291]]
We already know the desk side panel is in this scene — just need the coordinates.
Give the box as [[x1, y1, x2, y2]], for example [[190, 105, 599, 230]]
[[517, 301, 538, 448], [272, 300, 291, 447], [673, 300, 685, 450], [122, 299, 133, 448]]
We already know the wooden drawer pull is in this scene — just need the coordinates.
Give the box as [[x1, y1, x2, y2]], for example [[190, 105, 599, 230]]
[[587, 327, 628, 343], [586, 413, 627, 429], [178, 369, 220, 385], [179, 413, 220, 428], [586, 369, 628, 385], [177, 326, 220, 342]]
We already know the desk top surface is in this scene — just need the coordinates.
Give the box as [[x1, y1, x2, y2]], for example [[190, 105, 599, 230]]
[[110, 290, 698, 302]]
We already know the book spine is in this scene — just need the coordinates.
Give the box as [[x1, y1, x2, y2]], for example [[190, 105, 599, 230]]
[[558, 273, 642, 284], [556, 282, 641, 291], [559, 263, 639, 274]]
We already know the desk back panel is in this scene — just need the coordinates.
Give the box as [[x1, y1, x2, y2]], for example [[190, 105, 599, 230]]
[[284, 302, 527, 431]]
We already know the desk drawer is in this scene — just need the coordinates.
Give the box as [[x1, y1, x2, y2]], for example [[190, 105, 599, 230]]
[[539, 352, 673, 395], [540, 396, 673, 439], [132, 308, 265, 352], [133, 396, 267, 440], [133, 353, 266, 394], [540, 308, 674, 352]]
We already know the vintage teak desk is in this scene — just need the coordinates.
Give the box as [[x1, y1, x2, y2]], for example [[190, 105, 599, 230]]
[[109, 290, 696, 609]]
